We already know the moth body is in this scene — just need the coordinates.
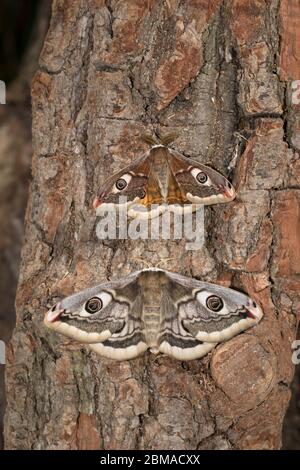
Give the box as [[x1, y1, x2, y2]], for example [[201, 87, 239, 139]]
[[148, 147, 174, 202], [139, 270, 165, 354]]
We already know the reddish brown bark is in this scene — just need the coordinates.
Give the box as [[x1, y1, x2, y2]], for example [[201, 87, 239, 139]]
[[4, 0, 300, 450]]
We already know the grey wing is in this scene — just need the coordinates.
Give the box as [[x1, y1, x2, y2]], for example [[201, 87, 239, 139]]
[[44, 273, 148, 360], [89, 294, 148, 360], [157, 286, 217, 360], [159, 271, 263, 353]]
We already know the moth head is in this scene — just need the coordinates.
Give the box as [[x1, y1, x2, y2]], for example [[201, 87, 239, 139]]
[[44, 290, 125, 344], [188, 167, 235, 204], [93, 171, 147, 213]]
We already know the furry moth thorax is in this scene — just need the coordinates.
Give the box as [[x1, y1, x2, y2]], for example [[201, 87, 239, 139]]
[[44, 269, 263, 361], [93, 144, 236, 220]]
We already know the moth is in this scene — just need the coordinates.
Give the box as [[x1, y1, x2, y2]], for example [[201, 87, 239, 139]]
[[93, 136, 235, 219], [44, 269, 263, 361]]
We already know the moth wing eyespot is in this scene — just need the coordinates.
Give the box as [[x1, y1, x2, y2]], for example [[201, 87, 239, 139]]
[[190, 168, 209, 184], [115, 178, 127, 190], [206, 295, 224, 312], [140, 189, 146, 199], [85, 297, 103, 314], [196, 171, 208, 184], [114, 173, 132, 192]]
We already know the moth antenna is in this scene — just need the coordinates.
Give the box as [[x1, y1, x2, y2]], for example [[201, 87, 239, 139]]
[[141, 134, 159, 146], [159, 132, 178, 146]]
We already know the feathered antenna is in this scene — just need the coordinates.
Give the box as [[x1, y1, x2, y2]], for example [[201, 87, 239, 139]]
[[141, 132, 178, 146], [159, 132, 178, 146], [141, 134, 159, 145]]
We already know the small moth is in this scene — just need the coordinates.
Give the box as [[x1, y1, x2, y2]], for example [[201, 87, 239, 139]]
[[93, 136, 235, 219], [45, 269, 263, 361]]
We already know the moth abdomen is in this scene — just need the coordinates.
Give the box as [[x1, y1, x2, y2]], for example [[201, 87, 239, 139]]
[[142, 306, 162, 349]]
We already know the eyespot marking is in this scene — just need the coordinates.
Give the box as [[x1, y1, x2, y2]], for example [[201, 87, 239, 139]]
[[191, 168, 210, 185], [85, 297, 103, 314], [79, 292, 112, 317], [206, 295, 224, 312], [113, 173, 132, 193], [196, 290, 229, 316], [196, 172, 208, 184]]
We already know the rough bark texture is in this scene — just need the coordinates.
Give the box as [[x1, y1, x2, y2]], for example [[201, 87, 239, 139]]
[[0, 0, 51, 450], [4, 0, 300, 450]]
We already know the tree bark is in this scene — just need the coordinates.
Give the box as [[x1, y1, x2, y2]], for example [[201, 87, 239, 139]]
[[0, 0, 51, 449], [4, 0, 300, 450]]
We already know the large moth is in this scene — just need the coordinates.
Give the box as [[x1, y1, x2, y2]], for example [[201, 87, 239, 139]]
[[93, 137, 235, 219], [44, 269, 263, 361]]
